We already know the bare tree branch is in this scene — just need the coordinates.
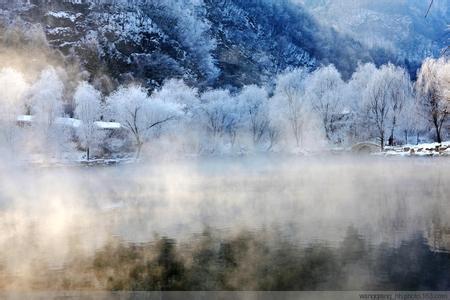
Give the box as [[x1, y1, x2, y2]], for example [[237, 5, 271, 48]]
[[442, 46, 449, 56], [425, 0, 434, 18], [145, 115, 176, 130]]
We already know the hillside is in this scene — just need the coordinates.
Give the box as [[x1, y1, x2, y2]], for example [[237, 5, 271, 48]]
[[0, 0, 398, 90], [299, 0, 449, 73]]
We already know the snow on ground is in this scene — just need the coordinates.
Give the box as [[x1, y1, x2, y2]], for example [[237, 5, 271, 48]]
[[47, 11, 82, 22], [22, 151, 136, 168], [382, 141, 450, 157], [47, 27, 73, 35]]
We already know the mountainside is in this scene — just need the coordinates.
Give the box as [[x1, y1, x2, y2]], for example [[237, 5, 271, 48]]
[[0, 0, 441, 90], [299, 0, 449, 72]]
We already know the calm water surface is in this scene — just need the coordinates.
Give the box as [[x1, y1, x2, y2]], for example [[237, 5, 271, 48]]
[[0, 156, 449, 290]]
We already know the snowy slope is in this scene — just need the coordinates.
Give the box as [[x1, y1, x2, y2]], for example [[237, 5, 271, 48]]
[[0, 0, 421, 89], [298, 0, 449, 73]]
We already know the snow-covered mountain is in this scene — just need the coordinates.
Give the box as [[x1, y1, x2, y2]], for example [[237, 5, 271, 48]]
[[0, 0, 444, 90], [298, 0, 449, 72]]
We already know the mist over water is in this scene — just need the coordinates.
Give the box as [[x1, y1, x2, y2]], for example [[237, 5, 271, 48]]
[[0, 156, 449, 290]]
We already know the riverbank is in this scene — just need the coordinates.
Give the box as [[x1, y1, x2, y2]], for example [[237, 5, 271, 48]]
[[382, 142, 450, 157]]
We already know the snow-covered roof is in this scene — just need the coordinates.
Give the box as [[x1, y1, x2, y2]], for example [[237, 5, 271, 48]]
[[55, 117, 82, 128], [95, 121, 121, 129], [341, 108, 351, 115], [16, 116, 122, 130], [17, 115, 35, 122]]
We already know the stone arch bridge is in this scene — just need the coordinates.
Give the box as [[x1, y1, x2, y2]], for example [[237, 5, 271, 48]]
[[351, 142, 380, 154]]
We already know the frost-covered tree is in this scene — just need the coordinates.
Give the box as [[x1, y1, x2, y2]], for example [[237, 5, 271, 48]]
[[152, 79, 199, 114], [28, 67, 66, 154], [398, 96, 425, 145], [107, 85, 181, 157], [169, 1, 219, 81], [271, 68, 310, 147], [0, 68, 28, 154], [363, 69, 392, 150], [350, 63, 413, 149], [345, 63, 378, 143], [199, 89, 240, 149], [382, 64, 412, 146], [362, 64, 412, 149], [74, 82, 103, 160], [29, 68, 64, 130], [237, 85, 270, 146], [415, 57, 450, 143], [306, 65, 345, 142], [151, 79, 202, 152]]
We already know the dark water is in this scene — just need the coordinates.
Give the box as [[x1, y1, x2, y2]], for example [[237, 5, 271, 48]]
[[0, 156, 449, 290]]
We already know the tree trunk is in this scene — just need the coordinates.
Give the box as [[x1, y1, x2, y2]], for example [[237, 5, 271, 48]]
[[404, 130, 408, 145], [388, 117, 396, 146], [434, 121, 442, 143], [388, 133, 394, 146], [294, 128, 300, 147], [136, 142, 143, 159], [380, 135, 384, 151], [86, 147, 90, 161]]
